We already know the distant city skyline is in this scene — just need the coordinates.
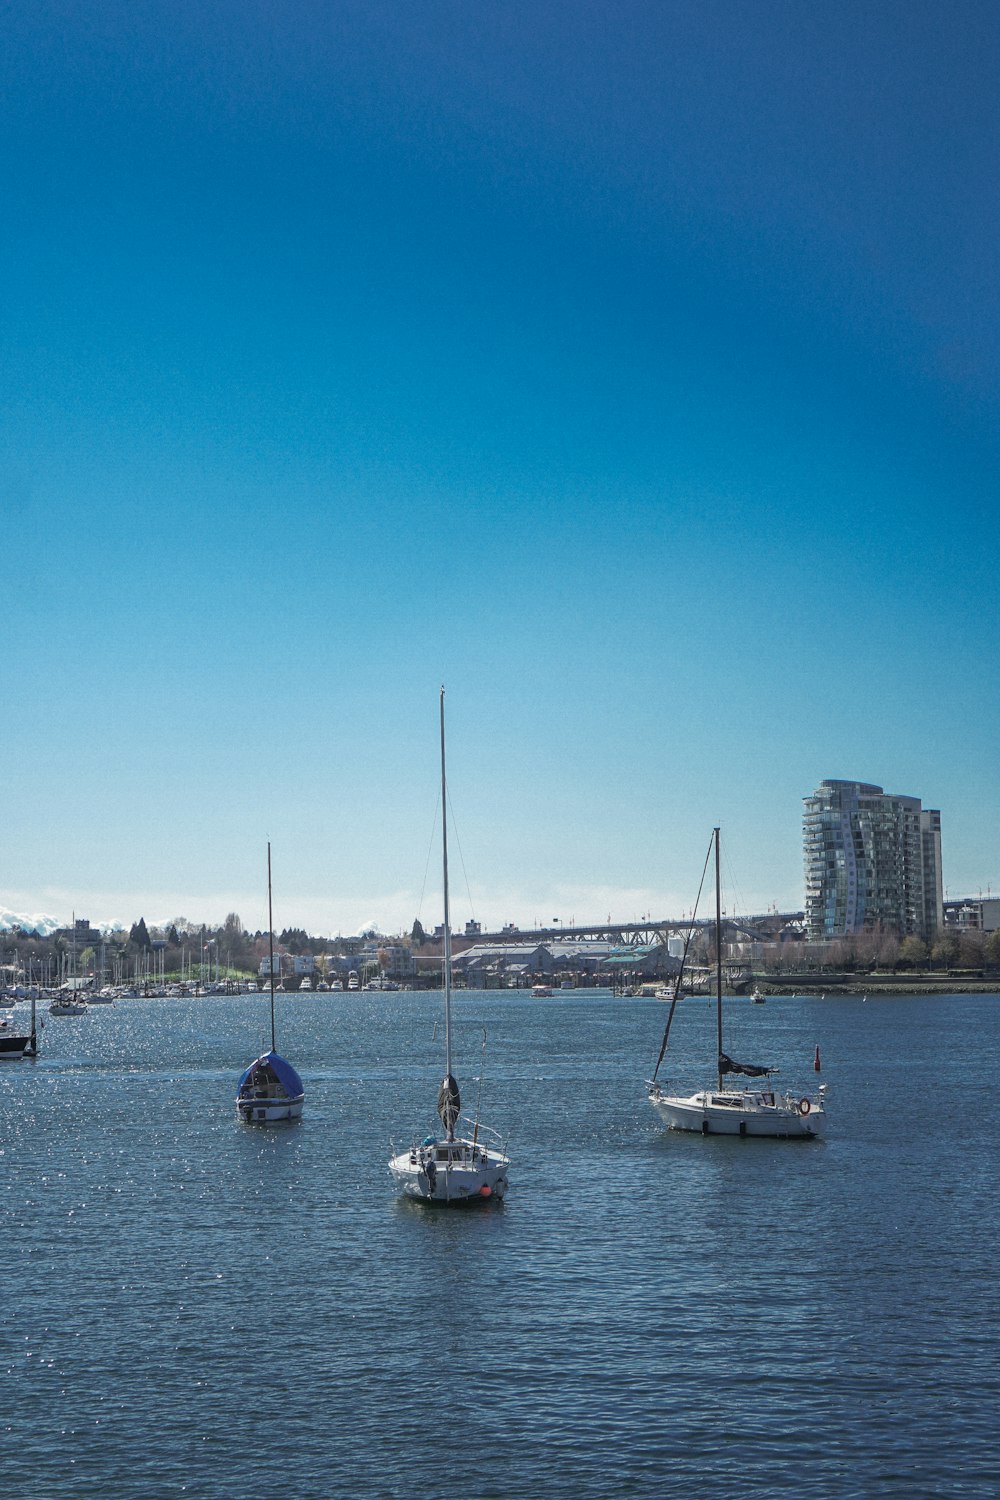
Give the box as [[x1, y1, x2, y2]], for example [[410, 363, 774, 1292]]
[[0, 767, 993, 943], [2, 4, 997, 938]]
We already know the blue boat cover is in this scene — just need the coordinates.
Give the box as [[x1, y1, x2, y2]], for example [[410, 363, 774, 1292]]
[[237, 1050, 304, 1098]]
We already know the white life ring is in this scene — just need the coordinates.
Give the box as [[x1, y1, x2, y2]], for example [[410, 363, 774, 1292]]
[[798, 1097, 811, 1116]]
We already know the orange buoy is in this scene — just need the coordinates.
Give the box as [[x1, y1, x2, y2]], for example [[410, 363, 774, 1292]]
[[479, 1184, 492, 1197]]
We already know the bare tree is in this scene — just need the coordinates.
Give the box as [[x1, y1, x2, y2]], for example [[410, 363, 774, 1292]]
[[876, 931, 900, 970], [959, 931, 985, 969], [899, 936, 928, 969]]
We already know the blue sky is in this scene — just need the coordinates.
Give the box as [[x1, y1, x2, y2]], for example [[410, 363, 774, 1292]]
[[2, 1, 997, 935]]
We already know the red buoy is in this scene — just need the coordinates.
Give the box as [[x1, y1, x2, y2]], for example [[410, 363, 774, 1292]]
[[814, 1045, 821, 1072], [479, 1184, 492, 1197]]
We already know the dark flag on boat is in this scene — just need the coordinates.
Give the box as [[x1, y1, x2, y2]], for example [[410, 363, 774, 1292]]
[[437, 1073, 461, 1130], [719, 1053, 773, 1079]]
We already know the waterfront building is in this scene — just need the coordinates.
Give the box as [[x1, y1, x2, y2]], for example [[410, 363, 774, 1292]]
[[943, 897, 1000, 935], [54, 917, 104, 948], [803, 780, 943, 942], [359, 942, 415, 980], [921, 809, 944, 942], [451, 942, 553, 983], [449, 937, 680, 985]]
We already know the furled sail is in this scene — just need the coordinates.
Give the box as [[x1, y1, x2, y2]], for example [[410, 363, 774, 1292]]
[[718, 1053, 773, 1079], [437, 1073, 461, 1130]]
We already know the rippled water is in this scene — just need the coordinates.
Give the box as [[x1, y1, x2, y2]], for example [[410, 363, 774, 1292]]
[[3, 988, 998, 1498]]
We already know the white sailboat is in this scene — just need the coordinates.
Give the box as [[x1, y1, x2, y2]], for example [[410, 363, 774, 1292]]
[[389, 688, 510, 1203], [648, 828, 826, 1138], [235, 844, 305, 1124], [49, 994, 88, 1016]]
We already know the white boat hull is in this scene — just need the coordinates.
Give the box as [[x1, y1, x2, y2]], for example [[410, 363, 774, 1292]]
[[649, 1087, 825, 1138], [236, 1096, 304, 1124], [389, 1137, 510, 1204]]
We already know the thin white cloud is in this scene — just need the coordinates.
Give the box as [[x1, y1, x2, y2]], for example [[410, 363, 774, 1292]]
[[0, 872, 796, 943]]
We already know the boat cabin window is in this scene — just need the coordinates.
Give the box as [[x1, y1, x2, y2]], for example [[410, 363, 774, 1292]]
[[244, 1065, 284, 1099]]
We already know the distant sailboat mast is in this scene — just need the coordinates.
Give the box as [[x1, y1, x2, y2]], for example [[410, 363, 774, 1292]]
[[267, 842, 276, 1052], [440, 686, 454, 1141], [714, 826, 724, 1092]]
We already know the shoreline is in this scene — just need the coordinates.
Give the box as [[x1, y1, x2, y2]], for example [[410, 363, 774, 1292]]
[[742, 979, 1000, 997]]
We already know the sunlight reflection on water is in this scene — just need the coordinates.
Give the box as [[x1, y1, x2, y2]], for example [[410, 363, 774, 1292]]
[[3, 990, 999, 1498]]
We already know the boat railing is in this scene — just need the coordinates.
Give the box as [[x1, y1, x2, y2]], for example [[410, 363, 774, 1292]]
[[393, 1114, 508, 1158], [458, 1114, 510, 1155]]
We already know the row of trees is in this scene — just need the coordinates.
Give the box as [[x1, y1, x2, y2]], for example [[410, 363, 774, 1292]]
[[5, 910, 999, 985], [2, 912, 410, 984], [763, 927, 1000, 974]]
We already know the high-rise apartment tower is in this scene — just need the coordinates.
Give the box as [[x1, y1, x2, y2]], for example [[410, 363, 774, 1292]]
[[803, 780, 943, 942]]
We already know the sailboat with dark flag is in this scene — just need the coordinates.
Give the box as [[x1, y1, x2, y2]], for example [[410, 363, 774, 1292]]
[[389, 688, 510, 1203], [648, 827, 826, 1138], [235, 844, 304, 1124]]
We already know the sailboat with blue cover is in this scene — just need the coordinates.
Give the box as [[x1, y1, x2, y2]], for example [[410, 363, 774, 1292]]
[[236, 845, 304, 1123]]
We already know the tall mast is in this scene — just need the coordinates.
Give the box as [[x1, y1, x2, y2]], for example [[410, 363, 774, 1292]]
[[267, 842, 276, 1052], [715, 826, 724, 1091], [440, 685, 454, 1136]]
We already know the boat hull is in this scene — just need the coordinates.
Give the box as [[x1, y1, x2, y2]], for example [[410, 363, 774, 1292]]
[[649, 1088, 825, 1138], [389, 1139, 510, 1204], [0, 1038, 36, 1061], [236, 1096, 304, 1124]]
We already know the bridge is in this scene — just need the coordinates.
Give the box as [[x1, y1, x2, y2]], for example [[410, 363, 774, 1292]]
[[470, 912, 803, 948]]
